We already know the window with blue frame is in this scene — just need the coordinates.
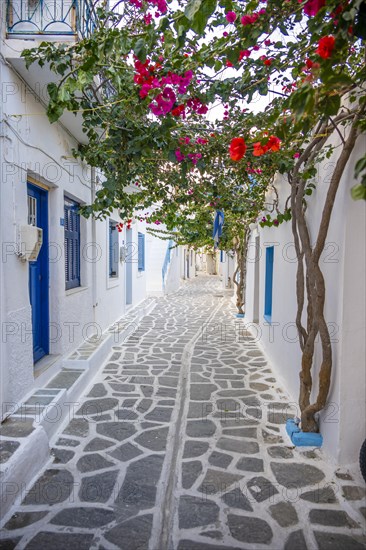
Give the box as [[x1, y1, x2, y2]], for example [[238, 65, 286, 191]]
[[109, 221, 119, 278], [264, 246, 274, 322], [64, 197, 80, 290], [138, 232, 145, 272]]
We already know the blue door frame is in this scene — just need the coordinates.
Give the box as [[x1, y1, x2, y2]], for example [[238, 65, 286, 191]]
[[264, 246, 274, 323], [125, 228, 133, 305], [27, 183, 49, 363]]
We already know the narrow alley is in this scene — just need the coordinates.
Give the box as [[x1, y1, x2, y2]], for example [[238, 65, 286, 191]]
[[0, 277, 365, 550]]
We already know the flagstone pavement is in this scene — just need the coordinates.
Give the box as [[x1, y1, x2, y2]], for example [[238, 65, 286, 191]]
[[1, 276, 365, 550]]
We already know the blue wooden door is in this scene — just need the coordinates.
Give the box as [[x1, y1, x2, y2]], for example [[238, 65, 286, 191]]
[[27, 183, 49, 363]]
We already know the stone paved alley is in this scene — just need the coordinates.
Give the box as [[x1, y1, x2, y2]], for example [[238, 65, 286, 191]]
[[0, 277, 365, 550]]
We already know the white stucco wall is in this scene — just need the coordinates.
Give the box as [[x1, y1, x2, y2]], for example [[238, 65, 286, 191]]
[[0, 52, 147, 417], [244, 132, 366, 468]]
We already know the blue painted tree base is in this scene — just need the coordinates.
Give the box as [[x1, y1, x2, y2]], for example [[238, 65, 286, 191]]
[[235, 313, 245, 318], [286, 419, 323, 447]]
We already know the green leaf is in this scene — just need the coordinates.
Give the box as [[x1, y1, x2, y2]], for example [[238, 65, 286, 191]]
[[47, 82, 58, 102], [184, 0, 202, 21], [134, 38, 147, 62], [58, 85, 70, 102], [47, 102, 64, 123], [77, 71, 94, 88], [322, 73, 353, 87], [322, 94, 341, 116], [351, 183, 366, 200], [355, 155, 366, 178], [190, 0, 217, 34]]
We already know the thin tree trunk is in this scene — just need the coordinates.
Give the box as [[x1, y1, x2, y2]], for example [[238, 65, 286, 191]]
[[289, 108, 363, 432], [300, 110, 363, 431]]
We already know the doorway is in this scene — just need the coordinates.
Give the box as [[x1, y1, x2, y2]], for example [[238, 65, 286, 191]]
[[27, 183, 49, 363], [253, 236, 260, 324]]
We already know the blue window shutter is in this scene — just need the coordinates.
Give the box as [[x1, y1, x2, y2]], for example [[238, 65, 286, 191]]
[[109, 224, 113, 277], [220, 250, 223, 262], [138, 232, 145, 271], [264, 246, 274, 321], [64, 197, 80, 290]]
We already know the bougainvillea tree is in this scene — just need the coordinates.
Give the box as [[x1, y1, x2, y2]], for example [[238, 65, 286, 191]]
[[22, 0, 366, 432]]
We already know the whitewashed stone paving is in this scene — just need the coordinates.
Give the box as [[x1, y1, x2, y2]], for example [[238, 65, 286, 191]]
[[0, 276, 365, 550]]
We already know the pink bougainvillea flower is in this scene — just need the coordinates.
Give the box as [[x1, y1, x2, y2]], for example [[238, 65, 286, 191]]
[[225, 11, 237, 23], [175, 148, 185, 162], [223, 31, 229, 37], [241, 15, 253, 25], [316, 36, 335, 58], [303, 0, 325, 16], [293, 152, 301, 158], [226, 60, 234, 67], [229, 137, 247, 161]]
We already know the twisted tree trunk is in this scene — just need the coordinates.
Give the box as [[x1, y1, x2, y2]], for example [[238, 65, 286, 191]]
[[290, 109, 363, 432], [233, 230, 250, 315]]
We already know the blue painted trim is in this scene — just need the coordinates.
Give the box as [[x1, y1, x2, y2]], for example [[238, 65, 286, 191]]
[[235, 313, 245, 318], [263, 314, 272, 324], [138, 232, 145, 272], [292, 431, 323, 447], [64, 196, 80, 290], [162, 239, 173, 287], [286, 418, 300, 437], [264, 246, 274, 320], [286, 419, 323, 447], [27, 183, 49, 363], [7, 0, 97, 38]]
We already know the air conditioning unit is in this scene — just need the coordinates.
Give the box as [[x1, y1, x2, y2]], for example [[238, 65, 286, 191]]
[[18, 225, 43, 262]]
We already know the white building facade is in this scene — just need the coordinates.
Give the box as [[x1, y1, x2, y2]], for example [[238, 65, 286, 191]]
[[243, 133, 366, 470], [0, 1, 182, 420]]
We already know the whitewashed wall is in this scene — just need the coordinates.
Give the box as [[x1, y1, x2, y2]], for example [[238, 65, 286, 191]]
[[0, 56, 148, 417], [220, 251, 236, 290], [244, 132, 366, 468]]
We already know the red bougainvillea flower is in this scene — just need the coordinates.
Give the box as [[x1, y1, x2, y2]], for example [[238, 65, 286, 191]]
[[316, 36, 335, 59], [171, 104, 185, 117], [226, 11, 237, 23], [253, 142, 267, 156], [229, 137, 247, 161], [261, 56, 272, 66], [302, 0, 325, 16], [305, 58, 313, 69], [267, 135, 281, 152], [239, 49, 251, 60]]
